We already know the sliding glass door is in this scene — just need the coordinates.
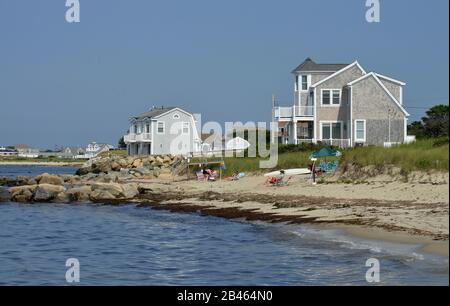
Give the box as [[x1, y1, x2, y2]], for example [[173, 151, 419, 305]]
[[321, 122, 342, 140]]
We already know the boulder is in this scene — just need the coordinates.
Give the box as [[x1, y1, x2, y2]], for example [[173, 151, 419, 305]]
[[0, 186, 11, 202], [36, 173, 64, 186], [163, 155, 172, 163], [118, 158, 128, 168], [76, 167, 92, 176], [92, 160, 111, 174], [131, 167, 152, 176], [111, 161, 121, 171], [10, 185, 37, 202], [121, 183, 139, 199], [16, 176, 37, 186], [65, 186, 92, 202], [132, 159, 142, 168], [89, 190, 116, 201], [33, 184, 66, 202], [55, 192, 72, 203], [91, 183, 124, 198], [152, 168, 161, 178]]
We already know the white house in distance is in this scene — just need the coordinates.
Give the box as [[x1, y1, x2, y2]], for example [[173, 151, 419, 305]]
[[124, 106, 202, 155]]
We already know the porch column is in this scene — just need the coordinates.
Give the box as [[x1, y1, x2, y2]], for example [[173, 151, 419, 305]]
[[293, 121, 298, 145]]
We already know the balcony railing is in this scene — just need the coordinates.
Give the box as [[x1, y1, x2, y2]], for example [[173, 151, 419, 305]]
[[274, 106, 314, 119], [124, 133, 152, 143], [294, 106, 314, 117]]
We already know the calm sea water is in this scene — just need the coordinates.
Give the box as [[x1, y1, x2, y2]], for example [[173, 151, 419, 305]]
[[0, 166, 448, 285]]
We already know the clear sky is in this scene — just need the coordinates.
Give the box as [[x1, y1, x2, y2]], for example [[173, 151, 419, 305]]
[[0, 0, 448, 148]]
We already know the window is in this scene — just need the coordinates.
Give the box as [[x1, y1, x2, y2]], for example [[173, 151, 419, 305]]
[[301, 75, 308, 91], [145, 124, 150, 134], [321, 122, 342, 140], [355, 120, 366, 142], [182, 122, 189, 134], [322, 89, 341, 105], [157, 121, 165, 134], [133, 125, 137, 134], [322, 91, 330, 105], [173, 113, 180, 119], [295, 75, 299, 91]]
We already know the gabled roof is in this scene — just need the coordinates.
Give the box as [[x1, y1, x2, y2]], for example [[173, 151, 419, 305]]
[[347, 72, 409, 116], [292, 58, 349, 74], [375, 73, 406, 86], [133, 107, 176, 120], [311, 61, 367, 88]]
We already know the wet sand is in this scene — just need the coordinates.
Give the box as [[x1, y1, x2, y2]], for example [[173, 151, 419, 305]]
[[125, 172, 449, 256]]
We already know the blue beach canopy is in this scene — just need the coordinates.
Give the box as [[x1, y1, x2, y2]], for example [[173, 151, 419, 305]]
[[309, 147, 342, 159]]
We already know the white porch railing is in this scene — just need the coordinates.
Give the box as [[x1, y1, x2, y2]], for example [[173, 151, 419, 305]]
[[274, 106, 314, 119], [124, 133, 136, 143], [124, 133, 152, 143], [136, 133, 152, 142], [274, 106, 293, 118], [293, 106, 314, 117]]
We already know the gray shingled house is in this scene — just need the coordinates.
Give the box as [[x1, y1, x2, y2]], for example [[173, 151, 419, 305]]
[[272, 58, 413, 147], [124, 106, 202, 155]]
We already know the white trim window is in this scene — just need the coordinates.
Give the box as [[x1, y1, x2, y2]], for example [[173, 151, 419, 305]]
[[145, 123, 150, 134], [301, 75, 309, 91], [157, 121, 165, 134], [295, 75, 299, 92], [354, 119, 366, 142], [320, 121, 343, 140], [182, 122, 189, 134], [321, 89, 341, 106]]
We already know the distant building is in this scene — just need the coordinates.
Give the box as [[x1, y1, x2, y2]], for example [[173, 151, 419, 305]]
[[0, 147, 18, 157], [59, 147, 86, 159], [14, 144, 39, 158], [85, 142, 114, 158]]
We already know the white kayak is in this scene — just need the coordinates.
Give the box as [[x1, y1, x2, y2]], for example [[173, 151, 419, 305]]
[[264, 168, 311, 177]]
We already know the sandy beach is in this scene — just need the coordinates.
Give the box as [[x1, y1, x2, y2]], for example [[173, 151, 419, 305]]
[[130, 172, 449, 256]]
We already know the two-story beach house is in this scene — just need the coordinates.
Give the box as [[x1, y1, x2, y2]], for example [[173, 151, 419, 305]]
[[273, 58, 411, 147], [124, 106, 202, 155]]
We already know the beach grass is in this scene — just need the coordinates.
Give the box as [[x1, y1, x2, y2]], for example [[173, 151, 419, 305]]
[[195, 138, 448, 176], [340, 138, 449, 172]]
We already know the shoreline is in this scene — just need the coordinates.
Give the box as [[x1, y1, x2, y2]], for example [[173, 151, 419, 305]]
[[2, 168, 448, 257], [0, 161, 83, 167], [130, 197, 449, 258]]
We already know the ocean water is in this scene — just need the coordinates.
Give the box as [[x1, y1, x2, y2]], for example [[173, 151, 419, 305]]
[[0, 166, 448, 285]]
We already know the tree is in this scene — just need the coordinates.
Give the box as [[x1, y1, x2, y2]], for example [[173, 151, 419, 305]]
[[118, 136, 126, 149], [408, 104, 449, 138], [407, 121, 425, 139], [422, 104, 449, 138]]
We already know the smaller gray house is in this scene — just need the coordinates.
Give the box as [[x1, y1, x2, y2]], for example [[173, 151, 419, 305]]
[[273, 58, 414, 147], [124, 106, 202, 156]]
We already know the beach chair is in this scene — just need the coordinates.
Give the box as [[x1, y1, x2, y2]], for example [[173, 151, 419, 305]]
[[196, 171, 205, 181]]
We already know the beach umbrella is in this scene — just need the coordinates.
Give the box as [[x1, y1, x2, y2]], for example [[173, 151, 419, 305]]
[[309, 147, 342, 160]]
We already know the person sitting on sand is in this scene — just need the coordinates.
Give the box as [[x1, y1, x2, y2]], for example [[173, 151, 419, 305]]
[[265, 170, 286, 186]]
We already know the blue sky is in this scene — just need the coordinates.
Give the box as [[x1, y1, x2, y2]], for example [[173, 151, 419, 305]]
[[0, 0, 448, 148]]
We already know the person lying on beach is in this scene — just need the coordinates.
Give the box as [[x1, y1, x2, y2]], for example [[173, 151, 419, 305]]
[[226, 172, 246, 181]]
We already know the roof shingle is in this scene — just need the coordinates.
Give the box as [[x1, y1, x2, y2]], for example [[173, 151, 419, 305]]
[[292, 58, 349, 73]]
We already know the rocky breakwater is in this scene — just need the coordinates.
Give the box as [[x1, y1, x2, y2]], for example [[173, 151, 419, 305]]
[[0, 172, 140, 204], [0, 154, 185, 204], [75, 154, 184, 178]]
